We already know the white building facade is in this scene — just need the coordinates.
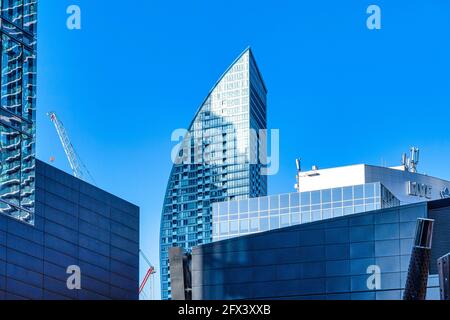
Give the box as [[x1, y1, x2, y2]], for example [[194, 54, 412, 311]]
[[296, 164, 450, 205], [213, 161, 450, 241]]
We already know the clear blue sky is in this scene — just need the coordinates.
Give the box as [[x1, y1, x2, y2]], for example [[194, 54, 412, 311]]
[[36, 0, 450, 299]]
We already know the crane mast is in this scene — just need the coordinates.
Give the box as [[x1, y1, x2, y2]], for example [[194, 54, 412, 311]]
[[47, 112, 95, 185]]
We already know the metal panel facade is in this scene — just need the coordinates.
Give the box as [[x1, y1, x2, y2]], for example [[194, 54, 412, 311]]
[[192, 200, 449, 300], [0, 160, 139, 300]]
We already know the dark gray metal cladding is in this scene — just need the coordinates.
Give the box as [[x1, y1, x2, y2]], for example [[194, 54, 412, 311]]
[[437, 253, 450, 300], [403, 218, 434, 300]]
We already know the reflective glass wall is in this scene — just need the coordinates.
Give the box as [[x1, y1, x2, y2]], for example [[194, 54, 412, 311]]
[[213, 183, 400, 241], [0, 0, 37, 224], [159, 48, 267, 299]]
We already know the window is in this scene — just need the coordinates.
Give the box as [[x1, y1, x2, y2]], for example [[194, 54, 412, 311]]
[[269, 195, 279, 209], [2, 0, 23, 27], [219, 202, 228, 215], [239, 199, 248, 212], [322, 189, 331, 203], [280, 214, 290, 227], [229, 221, 238, 234], [2, 35, 22, 116], [354, 185, 364, 199], [23, 0, 38, 34], [219, 221, 228, 235], [290, 193, 300, 207], [311, 191, 321, 204], [311, 210, 321, 221], [250, 218, 259, 232], [229, 201, 238, 214], [291, 213, 300, 224], [301, 211, 311, 223], [260, 218, 269, 231], [332, 188, 342, 202], [301, 192, 310, 206], [239, 219, 249, 233], [260, 197, 268, 210], [249, 198, 258, 211], [269, 216, 279, 229], [280, 194, 289, 208], [343, 187, 353, 201]]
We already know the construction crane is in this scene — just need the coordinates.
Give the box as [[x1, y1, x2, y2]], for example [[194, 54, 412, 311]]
[[48, 112, 156, 299], [139, 249, 156, 300], [47, 112, 96, 185]]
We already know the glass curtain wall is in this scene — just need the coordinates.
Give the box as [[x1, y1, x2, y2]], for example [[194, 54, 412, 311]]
[[213, 183, 400, 241], [0, 0, 37, 224]]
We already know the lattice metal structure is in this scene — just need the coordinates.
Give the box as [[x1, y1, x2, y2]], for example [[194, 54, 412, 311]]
[[47, 112, 95, 185], [403, 218, 434, 300]]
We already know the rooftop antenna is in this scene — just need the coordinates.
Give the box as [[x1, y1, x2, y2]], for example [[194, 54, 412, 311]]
[[401, 147, 420, 173], [409, 147, 420, 173], [295, 158, 301, 192], [402, 153, 407, 168]]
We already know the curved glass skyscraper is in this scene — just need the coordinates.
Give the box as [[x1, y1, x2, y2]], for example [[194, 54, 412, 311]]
[[0, 0, 37, 224], [160, 48, 268, 299]]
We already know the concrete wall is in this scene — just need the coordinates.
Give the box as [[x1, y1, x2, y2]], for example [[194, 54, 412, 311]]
[[192, 200, 449, 300], [0, 160, 140, 300]]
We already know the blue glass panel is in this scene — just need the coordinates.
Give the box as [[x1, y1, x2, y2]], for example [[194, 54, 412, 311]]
[[291, 213, 300, 224], [229, 201, 238, 214], [311, 191, 320, 204], [239, 199, 248, 213], [260, 218, 269, 231], [269, 196, 279, 209], [343, 187, 353, 201], [289, 193, 300, 207], [354, 185, 364, 199], [260, 197, 268, 210], [279, 194, 289, 208], [332, 188, 342, 202], [301, 192, 310, 206], [322, 189, 331, 203], [250, 218, 259, 232], [311, 210, 321, 221], [364, 183, 375, 198], [229, 221, 238, 234], [269, 217, 279, 229], [239, 219, 249, 233], [219, 202, 228, 215], [249, 198, 258, 212], [280, 214, 290, 227]]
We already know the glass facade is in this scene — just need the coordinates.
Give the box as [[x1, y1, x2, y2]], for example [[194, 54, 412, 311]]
[[159, 48, 267, 299], [213, 183, 400, 241], [0, 0, 37, 224]]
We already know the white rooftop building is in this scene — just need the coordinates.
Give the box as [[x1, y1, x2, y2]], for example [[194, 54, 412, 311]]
[[213, 148, 450, 241], [296, 163, 450, 205]]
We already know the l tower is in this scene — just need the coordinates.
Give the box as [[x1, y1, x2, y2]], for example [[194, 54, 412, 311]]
[[159, 48, 268, 299]]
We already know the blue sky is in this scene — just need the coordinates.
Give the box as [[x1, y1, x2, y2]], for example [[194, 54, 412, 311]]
[[36, 1, 450, 299]]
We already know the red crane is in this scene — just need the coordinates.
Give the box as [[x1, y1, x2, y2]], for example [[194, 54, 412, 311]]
[[139, 249, 156, 299]]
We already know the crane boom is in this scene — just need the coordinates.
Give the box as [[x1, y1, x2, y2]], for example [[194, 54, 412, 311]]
[[139, 249, 156, 299], [47, 112, 96, 185]]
